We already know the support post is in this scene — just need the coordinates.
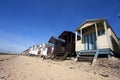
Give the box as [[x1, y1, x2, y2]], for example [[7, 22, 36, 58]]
[[74, 54, 80, 62], [103, 21, 110, 48], [80, 29, 82, 37], [92, 23, 99, 64], [107, 55, 111, 60], [75, 31, 78, 54], [95, 23, 99, 49], [95, 23, 98, 40], [80, 29, 83, 43], [103, 21, 107, 35], [75, 31, 77, 42], [93, 50, 99, 62]]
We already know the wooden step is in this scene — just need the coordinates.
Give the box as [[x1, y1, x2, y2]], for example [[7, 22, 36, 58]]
[[56, 53, 65, 56], [78, 52, 95, 62], [80, 56, 94, 58], [76, 48, 113, 63], [55, 52, 65, 56], [54, 52, 69, 60], [80, 53, 95, 56], [78, 59, 93, 62]]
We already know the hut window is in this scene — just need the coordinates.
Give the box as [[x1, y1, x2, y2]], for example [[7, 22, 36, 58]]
[[98, 30, 105, 36]]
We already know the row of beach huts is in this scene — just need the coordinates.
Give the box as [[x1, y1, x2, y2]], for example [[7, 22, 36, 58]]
[[22, 19, 120, 63]]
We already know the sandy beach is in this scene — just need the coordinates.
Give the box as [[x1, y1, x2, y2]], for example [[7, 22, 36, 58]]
[[0, 54, 120, 80]]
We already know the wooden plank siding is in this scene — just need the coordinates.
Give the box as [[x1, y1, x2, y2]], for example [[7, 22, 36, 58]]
[[75, 19, 120, 62], [49, 31, 76, 60], [75, 19, 120, 54]]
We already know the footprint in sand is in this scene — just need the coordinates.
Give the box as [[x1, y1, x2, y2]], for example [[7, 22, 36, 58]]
[[0, 76, 6, 80]]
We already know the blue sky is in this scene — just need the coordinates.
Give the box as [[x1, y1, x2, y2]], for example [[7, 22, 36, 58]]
[[0, 0, 120, 53]]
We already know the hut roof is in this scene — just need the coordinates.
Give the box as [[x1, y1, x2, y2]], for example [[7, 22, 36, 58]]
[[75, 18, 108, 31], [58, 31, 75, 39], [48, 36, 65, 44], [75, 18, 119, 40]]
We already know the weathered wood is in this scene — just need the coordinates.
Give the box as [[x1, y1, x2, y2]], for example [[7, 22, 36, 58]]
[[92, 50, 99, 63], [103, 21, 111, 48], [49, 31, 75, 60], [95, 23, 99, 49], [75, 31, 77, 42], [62, 52, 69, 60], [107, 55, 111, 59]]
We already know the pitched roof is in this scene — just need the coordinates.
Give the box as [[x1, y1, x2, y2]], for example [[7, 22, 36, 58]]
[[48, 36, 65, 44], [75, 18, 119, 41], [58, 31, 75, 38], [75, 18, 107, 31]]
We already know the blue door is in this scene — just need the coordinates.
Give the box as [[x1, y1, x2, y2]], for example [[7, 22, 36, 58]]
[[84, 32, 97, 50]]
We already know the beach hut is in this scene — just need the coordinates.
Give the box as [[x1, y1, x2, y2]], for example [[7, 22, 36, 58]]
[[39, 43, 54, 59], [22, 45, 40, 56], [22, 43, 54, 58], [75, 19, 120, 63], [49, 31, 76, 60], [29, 45, 40, 56], [22, 48, 30, 56]]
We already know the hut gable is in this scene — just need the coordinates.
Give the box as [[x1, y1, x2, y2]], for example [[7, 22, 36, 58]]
[[76, 19, 107, 31], [58, 31, 75, 43]]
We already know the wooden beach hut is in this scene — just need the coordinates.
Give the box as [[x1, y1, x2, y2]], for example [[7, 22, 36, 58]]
[[22, 43, 54, 58], [22, 48, 30, 56], [29, 45, 40, 56], [75, 19, 120, 63], [22, 45, 39, 56], [49, 31, 76, 60], [39, 43, 54, 59]]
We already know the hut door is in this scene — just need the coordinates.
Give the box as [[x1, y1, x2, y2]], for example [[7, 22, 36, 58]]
[[84, 32, 96, 50]]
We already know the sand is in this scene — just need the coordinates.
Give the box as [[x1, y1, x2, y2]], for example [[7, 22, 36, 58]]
[[0, 54, 120, 80]]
